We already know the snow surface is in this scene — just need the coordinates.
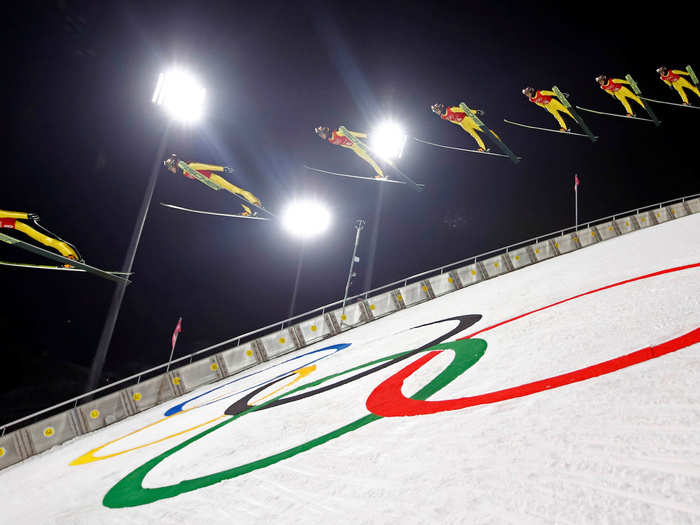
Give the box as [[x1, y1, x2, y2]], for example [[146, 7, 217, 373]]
[[1, 214, 699, 524]]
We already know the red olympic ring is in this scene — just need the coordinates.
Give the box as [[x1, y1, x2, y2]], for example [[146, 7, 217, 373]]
[[366, 263, 700, 417]]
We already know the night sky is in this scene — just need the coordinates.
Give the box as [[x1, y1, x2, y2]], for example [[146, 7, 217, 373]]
[[2, 0, 697, 423]]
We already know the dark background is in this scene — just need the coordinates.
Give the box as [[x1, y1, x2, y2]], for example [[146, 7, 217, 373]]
[[2, 0, 697, 423]]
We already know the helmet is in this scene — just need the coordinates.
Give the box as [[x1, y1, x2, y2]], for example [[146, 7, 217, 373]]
[[595, 74, 607, 84], [430, 103, 445, 115], [163, 154, 178, 171], [656, 66, 668, 75], [314, 126, 330, 139], [522, 87, 536, 97]]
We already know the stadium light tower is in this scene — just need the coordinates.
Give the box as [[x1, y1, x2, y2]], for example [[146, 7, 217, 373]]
[[87, 68, 206, 392], [281, 200, 332, 239], [282, 200, 331, 318], [341, 219, 366, 322], [152, 68, 206, 125], [369, 121, 407, 161]]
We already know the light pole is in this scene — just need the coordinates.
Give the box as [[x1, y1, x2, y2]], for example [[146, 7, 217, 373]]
[[281, 199, 332, 319], [341, 219, 365, 321], [86, 68, 205, 392]]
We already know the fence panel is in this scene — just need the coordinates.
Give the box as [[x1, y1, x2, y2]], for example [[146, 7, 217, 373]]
[[650, 207, 670, 224], [633, 211, 655, 229], [667, 203, 688, 219], [687, 197, 700, 214], [294, 314, 333, 346], [366, 290, 400, 319], [0, 430, 29, 470], [507, 247, 534, 270], [454, 263, 481, 287], [76, 391, 130, 433], [596, 221, 618, 241], [126, 375, 177, 415], [25, 410, 79, 455], [615, 216, 637, 234], [259, 328, 298, 359], [577, 227, 600, 248], [553, 234, 579, 254], [398, 281, 430, 307], [480, 255, 507, 278], [427, 272, 458, 297], [531, 240, 557, 261], [330, 301, 366, 331], [171, 357, 224, 393], [218, 344, 259, 377]]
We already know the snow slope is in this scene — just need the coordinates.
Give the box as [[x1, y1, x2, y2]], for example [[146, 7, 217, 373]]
[[1, 213, 699, 524]]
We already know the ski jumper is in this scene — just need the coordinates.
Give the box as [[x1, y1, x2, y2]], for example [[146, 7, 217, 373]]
[[599, 78, 645, 115], [440, 106, 498, 150], [0, 210, 80, 260], [659, 69, 700, 104], [329, 129, 385, 178], [180, 162, 262, 215], [528, 90, 576, 130]]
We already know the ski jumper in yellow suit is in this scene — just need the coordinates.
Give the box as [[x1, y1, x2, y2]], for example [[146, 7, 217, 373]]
[[528, 90, 576, 131], [0, 210, 80, 260], [328, 128, 385, 179], [599, 78, 645, 116], [438, 106, 498, 151], [658, 69, 700, 105], [178, 162, 262, 216]]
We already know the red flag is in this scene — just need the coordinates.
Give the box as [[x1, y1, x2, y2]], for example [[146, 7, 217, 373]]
[[574, 174, 580, 192], [171, 317, 182, 351]]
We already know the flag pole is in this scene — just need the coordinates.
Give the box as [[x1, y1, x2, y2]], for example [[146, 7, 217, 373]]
[[167, 317, 182, 372]]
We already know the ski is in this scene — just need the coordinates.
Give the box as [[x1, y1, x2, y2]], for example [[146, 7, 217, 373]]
[[160, 203, 271, 220], [0, 232, 131, 284], [337, 126, 423, 192], [638, 96, 700, 109], [503, 119, 593, 138], [177, 161, 275, 217], [0, 260, 132, 275], [412, 137, 519, 160], [304, 165, 425, 187], [687, 65, 699, 87], [459, 102, 521, 163], [575, 106, 655, 123], [552, 86, 598, 142], [625, 74, 661, 126]]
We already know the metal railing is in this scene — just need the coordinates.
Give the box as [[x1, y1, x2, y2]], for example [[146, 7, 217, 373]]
[[2, 191, 698, 435]]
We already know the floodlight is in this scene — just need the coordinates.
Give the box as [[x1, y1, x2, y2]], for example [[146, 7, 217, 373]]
[[152, 68, 206, 124], [369, 121, 407, 160], [282, 200, 331, 238]]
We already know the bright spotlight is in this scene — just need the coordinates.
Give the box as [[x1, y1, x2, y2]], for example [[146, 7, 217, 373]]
[[369, 121, 407, 161], [282, 200, 331, 239], [152, 68, 206, 124]]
